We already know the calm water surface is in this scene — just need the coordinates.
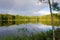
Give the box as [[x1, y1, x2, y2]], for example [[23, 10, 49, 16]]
[[0, 23, 60, 37]]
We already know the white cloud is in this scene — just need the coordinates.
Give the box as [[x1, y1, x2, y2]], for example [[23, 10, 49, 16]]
[[33, 10, 50, 16]]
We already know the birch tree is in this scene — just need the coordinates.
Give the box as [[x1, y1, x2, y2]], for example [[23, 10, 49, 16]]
[[38, 0, 55, 40]]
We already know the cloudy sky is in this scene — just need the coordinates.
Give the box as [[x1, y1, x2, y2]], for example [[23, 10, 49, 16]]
[[0, 0, 60, 16]]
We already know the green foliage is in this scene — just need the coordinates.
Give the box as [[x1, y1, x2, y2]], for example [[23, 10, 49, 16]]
[[0, 14, 60, 26], [39, 14, 60, 26], [52, 2, 60, 11]]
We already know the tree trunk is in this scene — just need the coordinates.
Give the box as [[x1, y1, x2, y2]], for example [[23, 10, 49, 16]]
[[48, 0, 55, 40]]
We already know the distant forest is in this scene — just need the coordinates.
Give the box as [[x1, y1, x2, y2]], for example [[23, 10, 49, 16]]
[[0, 14, 60, 26]]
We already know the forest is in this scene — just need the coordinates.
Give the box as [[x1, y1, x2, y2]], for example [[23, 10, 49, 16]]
[[0, 14, 60, 26]]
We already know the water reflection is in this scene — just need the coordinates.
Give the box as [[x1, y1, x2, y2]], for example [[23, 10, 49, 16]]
[[0, 21, 60, 40], [0, 20, 40, 26], [0, 21, 59, 34], [0, 23, 59, 37]]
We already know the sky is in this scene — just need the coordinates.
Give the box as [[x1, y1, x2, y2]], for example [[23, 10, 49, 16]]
[[0, 0, 60, 16]]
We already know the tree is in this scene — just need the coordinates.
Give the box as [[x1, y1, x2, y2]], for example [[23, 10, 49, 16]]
[[52, 2, 60, 11], [38, 0, 55, 40]]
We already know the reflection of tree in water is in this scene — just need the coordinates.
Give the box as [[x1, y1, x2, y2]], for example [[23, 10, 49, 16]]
[[0, 14, 60, 26], [1, 15, 8, 26], [0, 15, 15, 26], [12, 16, 15, 24], [0, 14, 39, 26]]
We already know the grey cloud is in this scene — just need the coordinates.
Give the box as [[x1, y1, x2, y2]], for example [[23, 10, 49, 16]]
[[0, 0, 60, 16], [0, 0, 14, 9]]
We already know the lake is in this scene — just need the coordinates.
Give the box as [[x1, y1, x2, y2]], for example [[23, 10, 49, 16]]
[[0, 23, 60, 38]]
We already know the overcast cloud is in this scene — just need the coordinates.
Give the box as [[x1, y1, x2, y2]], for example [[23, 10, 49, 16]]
[[0, 0, 60, 16]]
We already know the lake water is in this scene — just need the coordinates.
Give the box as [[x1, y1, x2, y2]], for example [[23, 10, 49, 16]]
[[0, 23, 60, 38]]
